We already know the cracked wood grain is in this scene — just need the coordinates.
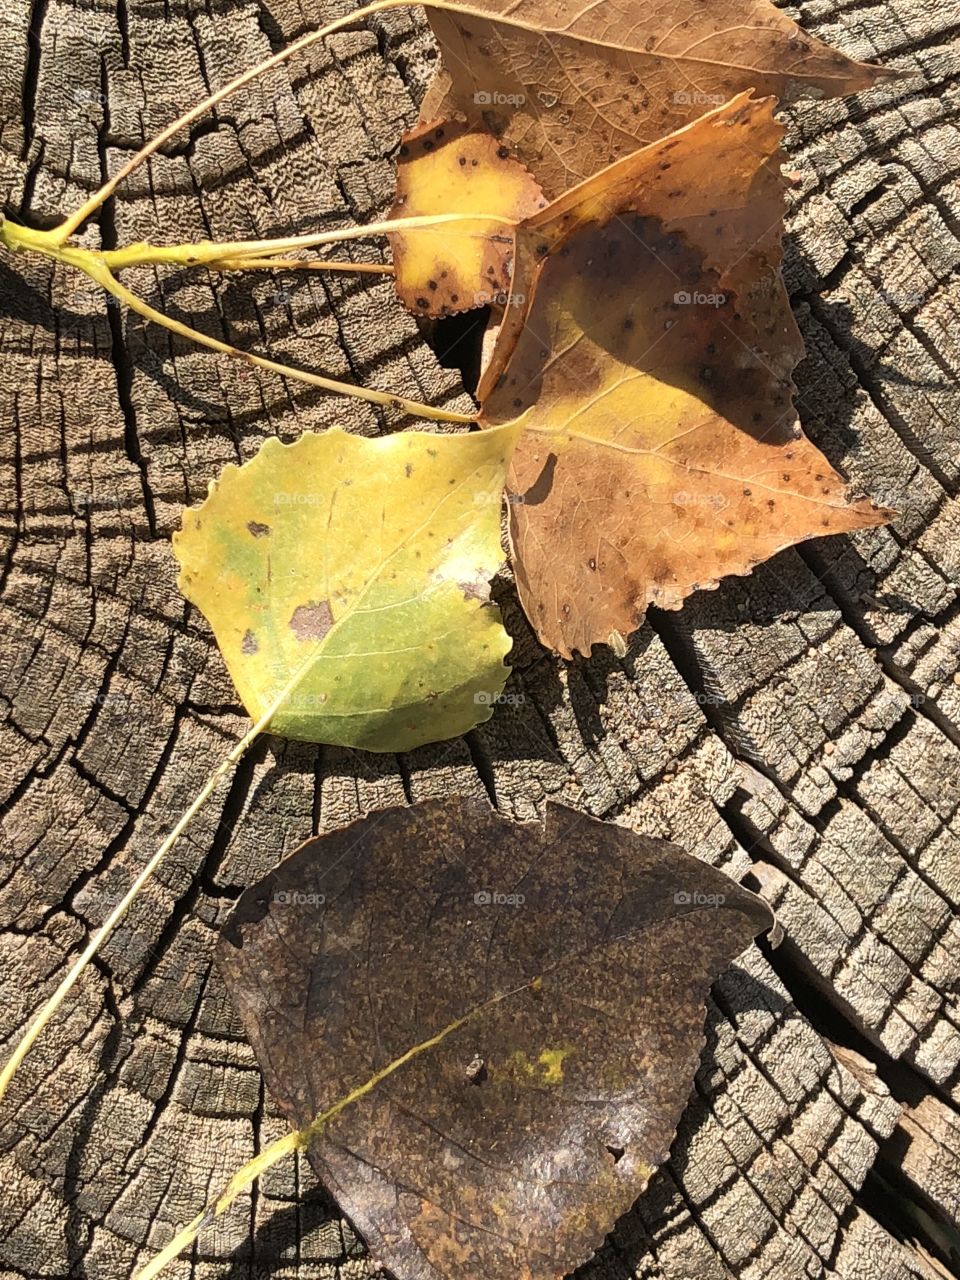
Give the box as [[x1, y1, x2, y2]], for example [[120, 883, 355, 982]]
[[0, 0, 958, 1277]]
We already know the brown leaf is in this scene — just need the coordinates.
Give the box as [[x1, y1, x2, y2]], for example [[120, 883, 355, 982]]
[[388, 119, 545, 317], [479, 95, 893, 657], [218, 797, 773, 1280], [419, 0, 889, 196], [478, 92, 796, 404]]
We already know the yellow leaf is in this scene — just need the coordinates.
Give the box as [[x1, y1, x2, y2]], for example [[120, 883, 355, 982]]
[[388, 119, 545, 317], [174, 423, 524, 750]]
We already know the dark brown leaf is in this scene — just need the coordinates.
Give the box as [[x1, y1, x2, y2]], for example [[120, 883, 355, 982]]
[[217, 798, 773, 1280]]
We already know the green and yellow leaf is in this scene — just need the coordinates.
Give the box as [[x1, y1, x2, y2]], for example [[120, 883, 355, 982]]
[[174, 424, 523, 751]]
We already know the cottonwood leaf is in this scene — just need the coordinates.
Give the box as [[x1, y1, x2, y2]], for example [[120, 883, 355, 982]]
[[419, 0, 889, 196], [480, 94, 893, 657], [389, 119, 545, 317], [217, 797, 773, 1280], [477, 92, 797, 405], [173, 424, 522, 751]]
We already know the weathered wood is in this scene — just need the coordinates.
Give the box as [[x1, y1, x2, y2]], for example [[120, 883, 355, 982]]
[[0, 0, 958, 1276]]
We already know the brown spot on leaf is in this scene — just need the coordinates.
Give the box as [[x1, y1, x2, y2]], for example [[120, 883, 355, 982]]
[[288, 600, 334, 643], [460, 578, 490, 603]]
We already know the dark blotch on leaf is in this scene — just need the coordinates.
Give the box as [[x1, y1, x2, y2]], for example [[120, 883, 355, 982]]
[[460, 578, 489, 602]]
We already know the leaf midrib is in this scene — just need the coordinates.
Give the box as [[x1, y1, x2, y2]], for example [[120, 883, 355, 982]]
[[429, 1, 867, 82]]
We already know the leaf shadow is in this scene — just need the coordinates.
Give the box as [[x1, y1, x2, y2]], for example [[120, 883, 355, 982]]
[[498, 211, 801, 446], [0, 247, 435, 444]]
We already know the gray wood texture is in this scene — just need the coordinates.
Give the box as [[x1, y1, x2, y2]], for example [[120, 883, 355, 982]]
[[0, 0, 958, 1276]]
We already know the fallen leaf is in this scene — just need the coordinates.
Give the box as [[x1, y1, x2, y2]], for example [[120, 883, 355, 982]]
[[217, 797, 773, 1280], [479, 95, 892, 657], [389, 119, 545, 317], [419, 0, 889, 196], [477, 92, 797, 404], [173, 424, 522, 750]]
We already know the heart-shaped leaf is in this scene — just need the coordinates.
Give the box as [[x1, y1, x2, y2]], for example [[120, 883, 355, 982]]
[[479, 95, 893, 657], [419, 0, 889, 196], [217, 797, 773, 1280], [173, 424, 522, 750], [389, 119, 545, 317]]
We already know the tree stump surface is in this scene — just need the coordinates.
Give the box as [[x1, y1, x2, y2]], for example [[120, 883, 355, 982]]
[[0, 0, 958, 1277]]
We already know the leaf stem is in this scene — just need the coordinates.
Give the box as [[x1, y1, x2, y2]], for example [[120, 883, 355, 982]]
[[212, 256, 394, 275], [88, 212, 513, 272], [74, 252, 477, 424], [0, 705, 274, 1109]]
